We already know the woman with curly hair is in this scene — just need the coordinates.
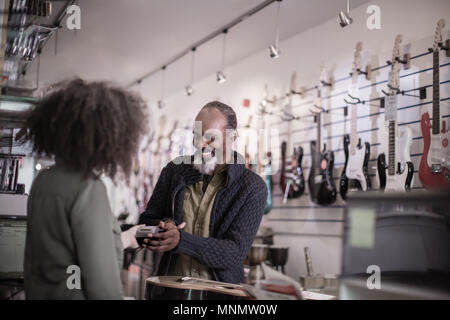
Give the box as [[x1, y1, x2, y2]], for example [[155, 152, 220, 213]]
[[24, 78, 148, 299]]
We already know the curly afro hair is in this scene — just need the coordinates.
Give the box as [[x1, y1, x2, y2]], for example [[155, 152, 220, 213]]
[[26, 78, 148, 181]]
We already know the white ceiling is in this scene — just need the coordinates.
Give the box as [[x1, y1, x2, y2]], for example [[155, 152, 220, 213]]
[[32, 0, 371, 98]]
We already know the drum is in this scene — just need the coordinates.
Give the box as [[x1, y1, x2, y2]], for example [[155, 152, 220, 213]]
[[145, 276, 250, 300]]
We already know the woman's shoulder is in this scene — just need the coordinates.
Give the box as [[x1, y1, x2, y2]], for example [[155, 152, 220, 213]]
[[32, 164, 106, 201]]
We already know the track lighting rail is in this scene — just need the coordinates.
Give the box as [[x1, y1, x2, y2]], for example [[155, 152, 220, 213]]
[[129, 0, 279, 87]]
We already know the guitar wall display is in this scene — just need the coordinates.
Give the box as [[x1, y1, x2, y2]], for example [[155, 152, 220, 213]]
[[377, 35, 414, 192], [135, 18, 449, 215], [419, 19, 450, 190], [307, 73, 337, 205], [340, 42, 371, 200]]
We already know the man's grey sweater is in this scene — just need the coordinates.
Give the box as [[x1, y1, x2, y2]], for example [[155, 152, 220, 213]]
[[139, 152, 268, 284]]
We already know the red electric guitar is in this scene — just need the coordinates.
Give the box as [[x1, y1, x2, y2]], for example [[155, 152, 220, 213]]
[[419, 19, 450, 190]]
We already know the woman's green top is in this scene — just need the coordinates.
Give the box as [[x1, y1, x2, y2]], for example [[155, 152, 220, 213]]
[[24, 164, 123, 299]]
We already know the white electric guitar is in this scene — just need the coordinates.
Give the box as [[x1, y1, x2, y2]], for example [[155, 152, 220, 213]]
[[340, 42, 371, 200], [377, 35, 414, 192]]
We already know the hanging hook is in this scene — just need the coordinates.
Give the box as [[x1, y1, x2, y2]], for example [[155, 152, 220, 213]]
[[382, 84, 400, 96]]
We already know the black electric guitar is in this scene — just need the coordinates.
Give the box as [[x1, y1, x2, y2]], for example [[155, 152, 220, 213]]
[[340, 42, 371, 200], [308, 80, 337, 205], [281, 72, 305, 200], [282, 144, 305, 201]]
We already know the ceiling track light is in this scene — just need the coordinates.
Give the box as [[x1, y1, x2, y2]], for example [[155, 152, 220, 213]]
[[269, 0, 282, 59], [217, 29, 228, 83], [216, 71, 227, 84], [129, 1, 285, 88], [339, 0, 353, 27], [157, 66, 166, 109], [185, 85, 193, 96], [186, 48, 196, 96]]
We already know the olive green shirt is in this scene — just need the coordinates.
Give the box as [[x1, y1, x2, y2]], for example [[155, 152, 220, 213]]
[[173, 168, 227, 279], [24, 164, 123, 299]]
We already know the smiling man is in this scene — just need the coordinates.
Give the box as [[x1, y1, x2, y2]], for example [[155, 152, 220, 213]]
[[138, 101, 267, 284]]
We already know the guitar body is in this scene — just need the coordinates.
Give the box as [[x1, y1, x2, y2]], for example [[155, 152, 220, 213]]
[[378, 126, 414, 192], [145, 276, 249, 300], [280, 142, 287, 193], [308, 141, 337, 205], [419, 112, 450, 189], [340, 134, 371, 199], [264, 155, 273, 214], [286, 146, 305, 199], [380, 159, 414, 192]]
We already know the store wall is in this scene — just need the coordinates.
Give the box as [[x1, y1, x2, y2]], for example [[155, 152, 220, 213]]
[[138, 0, 450, 281]]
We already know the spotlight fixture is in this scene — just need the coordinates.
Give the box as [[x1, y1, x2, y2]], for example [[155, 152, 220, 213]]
[[157, 66, 166, 109], [216, 71, 227, 84], [186, 48, 196, 96], [269, 44, 280, 59], [216, 30, 228, 83], [185, 85, 193, 96], [268, 0, 282, 59], [339, 0, 353, 27]]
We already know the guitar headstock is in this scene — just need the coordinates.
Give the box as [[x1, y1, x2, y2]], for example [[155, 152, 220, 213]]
[[313, 67, 328, 112], [281, 141, 287, 156], [168, 120, 178, 138], [263, 83, 269, 101], [388, 34, 402, 94], [246, 115, 253, 129], [392, 34, 402, 63], [290, 72, 297, 95], [142, 131, 156, 152], [155, 114, 167, 150], [433, 19, 445, 52], [261, 83, 276, 107], [352, 42, 363, 83]]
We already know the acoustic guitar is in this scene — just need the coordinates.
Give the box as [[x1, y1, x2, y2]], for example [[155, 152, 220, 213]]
[[145, 276, 250, 300]]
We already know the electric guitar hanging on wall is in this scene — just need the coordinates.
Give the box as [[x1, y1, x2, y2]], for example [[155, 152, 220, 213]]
[[377, 35, 414, 192], [281, 72, 305, 200], [308, 74, 337, 205], [419, 19, 450, 190], [281, 142, 305, 201], [263, 151, 273, 214], [257, 98, 273, 214], [340, 42, 371, 200], [244, 115, 254, 170]]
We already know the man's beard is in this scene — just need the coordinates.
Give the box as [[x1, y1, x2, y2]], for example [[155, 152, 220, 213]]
[[193, 148, 219, 175]]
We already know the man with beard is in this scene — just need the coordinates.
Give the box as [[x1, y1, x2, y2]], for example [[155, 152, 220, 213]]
[[138, 101, 268, 284]]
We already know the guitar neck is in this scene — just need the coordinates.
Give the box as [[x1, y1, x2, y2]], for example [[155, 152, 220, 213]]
[[316, 112, 321, 155], [388, 120, 396, 176], [432, 50, 440, 135], [350, 103, 358, 155]]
